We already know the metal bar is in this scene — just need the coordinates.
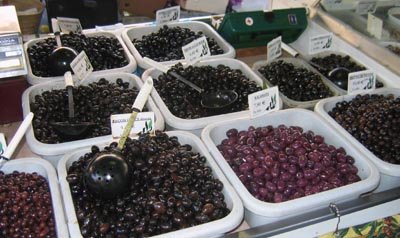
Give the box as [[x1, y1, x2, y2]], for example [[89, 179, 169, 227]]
[[226, 187, 400, 238]]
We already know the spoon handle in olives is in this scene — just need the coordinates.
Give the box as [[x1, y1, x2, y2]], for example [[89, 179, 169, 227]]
[[51, 18, 63, 48], [0, 112, 33, 167], [117, 77, 153, 150]]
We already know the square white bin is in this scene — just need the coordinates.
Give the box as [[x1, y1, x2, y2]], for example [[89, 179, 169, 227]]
[[315, 88, 400, 192], [201, 108, 379, 227], [1, 158, 68, 237], [142, 58, 282, 136], [121, 21, 235, 69], [24, 31, 137, 85], [57, 131, 244, 238], [22, 72, 165, 167]]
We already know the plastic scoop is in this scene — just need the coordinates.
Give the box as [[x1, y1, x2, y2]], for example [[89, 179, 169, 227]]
[[281, 43, 351, 89], [83, 77, 154, 200], [50, 72, 95, 140], [48, 18, 78, 76], [143, 57, 238, 110], [0, 112, 34, 168]]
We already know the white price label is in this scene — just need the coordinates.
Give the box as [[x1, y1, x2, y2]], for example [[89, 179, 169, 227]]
[[348, 70, 376, 94], [356, 1, 376, 15], [248, 86, 280, 118], [309, 33, 333, 55], [0, 133, 6, 156], [57, 17, 82, 34], [156, 6, 180, 24], [267, 36, 282, 62], [367, 13, 383, 39], [182, 36, 210, 65], [70, 51, 93, 81], [111, 112, 155, 139]]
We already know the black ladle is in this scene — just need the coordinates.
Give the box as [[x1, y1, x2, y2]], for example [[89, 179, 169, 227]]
[[83, 77, 154, 200], [50, 72, 95, 140], [48, 18, 78, 76], [281, 43, 351, 90], [143, 57, 239, 110]]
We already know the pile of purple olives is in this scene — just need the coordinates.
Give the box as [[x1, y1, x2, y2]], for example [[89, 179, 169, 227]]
[[217, 125, 361, 203]]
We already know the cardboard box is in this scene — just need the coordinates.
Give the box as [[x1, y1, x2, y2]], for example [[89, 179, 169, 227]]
[[118, 0, 167, 18]]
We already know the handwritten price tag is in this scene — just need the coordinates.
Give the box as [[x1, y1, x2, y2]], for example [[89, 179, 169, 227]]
[[348, 70, 376, 94], [248, 86, 280, 118], [57, 17, 82, 34], [156, 6, 180, 24], [309, 33, 333, 55], [0, 133, 6, 156], [182, 36, 210, 65], [70, 51, 93, 82], [111, 112, 155, 138], [367, 13, 383, 39], [267, 36, 282, 62]]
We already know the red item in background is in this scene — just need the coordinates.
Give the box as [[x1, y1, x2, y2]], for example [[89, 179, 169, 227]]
[[0, 76, 28, 124]]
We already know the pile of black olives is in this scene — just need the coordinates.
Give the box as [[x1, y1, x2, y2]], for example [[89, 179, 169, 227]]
[[28, 32, 128, 77], [66, 131, 229, 237], [31, 78, 146, 143], [217, 125, 361, 203], [132, 25, 224, 62], [310, 54, 384, 89], [0, 171, 56, 238], [329, 94, 400, 164], [258, 60, 333, 102], [154, 63, 261, 118], [387, 45, 400, 56]]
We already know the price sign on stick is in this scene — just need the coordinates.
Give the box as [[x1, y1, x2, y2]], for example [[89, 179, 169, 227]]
[[182, 36, 210, 65], [57, 17, 83, 34], [267, 36, 282, 62], [348, 70, 376, 94], [248, 86, 280, 118], [70, 51, 93, 82], [156, 6, 180, 24], [111, 112, 155, 138], [309, 33, 333, 55]]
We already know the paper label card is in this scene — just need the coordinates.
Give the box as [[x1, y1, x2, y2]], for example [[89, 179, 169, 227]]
[[0, 133, 6, 156], [182, 36, 210, 65], [248, 86, 280, 118], [348, 70, 376, 94], [156, 6, 180, 24], [356, 1, 376, 15], [367, 13, 383, 39], [267, 36, 282, 62], [70, 51, 93, 81], [309, 33, 333, 55], [57, 17, 83, 34], [111, 112, 155, 138]]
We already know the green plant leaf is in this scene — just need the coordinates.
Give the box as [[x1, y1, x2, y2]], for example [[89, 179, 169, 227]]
[[391, 216, 398, 225], [337, 228, 349, 238], [366, 221, 377, 238]]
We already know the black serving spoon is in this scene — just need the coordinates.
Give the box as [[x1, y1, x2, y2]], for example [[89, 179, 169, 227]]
[[143, 57, 238, 110], [50, 72, 95, 140], [83, 77, 154, 200], [48, 18, 78, 76], [281, 43, 351, 90]]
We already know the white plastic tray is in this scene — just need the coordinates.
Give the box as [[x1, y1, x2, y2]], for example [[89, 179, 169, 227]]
[[57, 131, 244, 238], [24, 31, 137, 85], [121, 21, 235, 69], [201, 108, 380, 227], [253, 57, 341, 109], [142, 58, 280, 136], [22, 72, 165, 167], [315, 88, 400, 192], [1, 158, 68, 237]]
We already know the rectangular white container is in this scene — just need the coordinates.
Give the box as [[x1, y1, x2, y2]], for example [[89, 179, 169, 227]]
[[201, 108, 380, 227], [22, 72, 165, 167], [121, 21, 235, 69], [253, 57, 341, 109], [24, 31, 137, 85], [315, 88, 400, 192], [1, 158, 68, 238], [142, 58, 281, 136], [57, 131, 244, 238]]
